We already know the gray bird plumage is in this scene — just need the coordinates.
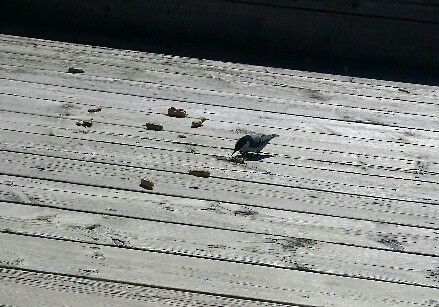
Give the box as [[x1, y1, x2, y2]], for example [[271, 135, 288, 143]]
[[232, 133, 278, 155]]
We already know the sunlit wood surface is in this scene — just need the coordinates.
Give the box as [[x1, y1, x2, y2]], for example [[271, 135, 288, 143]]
[[0, 34, 438, 307]]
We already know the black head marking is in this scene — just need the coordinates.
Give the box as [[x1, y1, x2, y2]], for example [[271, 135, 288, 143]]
[[233, 135, 251, 154]]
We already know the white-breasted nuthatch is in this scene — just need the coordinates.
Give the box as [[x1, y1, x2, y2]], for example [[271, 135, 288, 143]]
[[232, 134, 279, 155]]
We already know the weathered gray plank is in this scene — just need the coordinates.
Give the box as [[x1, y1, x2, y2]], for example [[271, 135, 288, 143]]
[[2, 48, 436, 113], [0, 270, 161, 307], [1, 40, 439, 125], [0, 267, 304, 307], [2, 85, 438, 167], [1, 60, 438, 133], [2, 147, 438, 227], [2, 121, 437, 187], [1, 73, 437, 140], [1, 201, 436, 287], [1, 34, 438, 99], [1, 34, 438, 307], [0, 96, 437, 179], [1, 174, 437, 256], [2, 107, 437, 194], [2, 75, 438, 166], [0, 124, 437, 228], [1, 101, 436, 206], [3, 37, 434, 191], [1, 233, 437, 307]]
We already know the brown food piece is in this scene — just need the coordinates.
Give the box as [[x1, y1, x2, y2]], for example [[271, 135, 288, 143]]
[[68, 67, 84, 74], [167, 107, 187, 118], [88, 106, 102, 113], [229, 155, 245, 164], [177, 134, 187, 138], [188, 169, 210, 178], [76, 119, 93, 127], [140, 177, 154, 190], [145, 122, 164, 131], [191, 117, 207, 128]]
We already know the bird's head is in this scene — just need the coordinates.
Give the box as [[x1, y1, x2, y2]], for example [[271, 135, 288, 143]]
[[232, 135, 250, 155]]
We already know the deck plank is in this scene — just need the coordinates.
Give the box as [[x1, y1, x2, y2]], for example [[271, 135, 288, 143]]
[[1, 63, 438, 133], [1, 34, 438, 99], [0, 174, 436, 255], [1, 149, 438, 227], [0, 34, 438, 307], [1, 201, 436, 287], [1, 233, 438, 307], [0, 124, 437, 228]]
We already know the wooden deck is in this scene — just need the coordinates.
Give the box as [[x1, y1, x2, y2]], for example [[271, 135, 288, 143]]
[[0, 34, 438, 306]]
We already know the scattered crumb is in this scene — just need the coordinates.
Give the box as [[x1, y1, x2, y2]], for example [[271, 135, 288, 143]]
[[68, 67, 84, 74], [178, 134, 186, 138], [111, 237, 128, 247], [189, 169, 210, 178], [145, 122, 164, 131], [88, 106, 102, 113], [76, 119, 93, 127], [229, 155, 245, 164], [191, 117, 207, 128], [140, 177, 154, 190], [168, 107, 187, 118], [92, 251, 105, 260]]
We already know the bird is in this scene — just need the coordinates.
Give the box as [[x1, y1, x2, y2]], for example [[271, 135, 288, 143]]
[[232, 134, 279, 156]]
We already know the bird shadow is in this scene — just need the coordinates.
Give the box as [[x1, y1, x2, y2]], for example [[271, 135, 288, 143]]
[[242, 153, 274, 161]]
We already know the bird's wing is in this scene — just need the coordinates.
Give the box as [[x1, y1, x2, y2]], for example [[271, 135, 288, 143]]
[[258, 134, 274, 145], [249, 134, 265, 147]]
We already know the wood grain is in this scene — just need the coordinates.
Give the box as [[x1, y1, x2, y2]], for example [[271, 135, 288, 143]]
[[1, 233, 438, 307], [0, 34, 438, 307]]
